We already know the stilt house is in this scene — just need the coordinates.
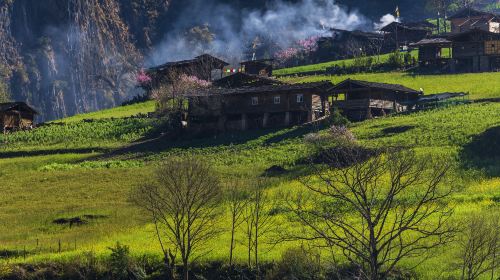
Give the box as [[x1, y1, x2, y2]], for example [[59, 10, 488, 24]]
[[330, 79, 422, 121], [187, 81, 334, 132]]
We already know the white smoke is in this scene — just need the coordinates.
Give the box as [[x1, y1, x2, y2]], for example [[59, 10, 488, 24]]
[[147, 0, 369, 65], [374, 14, 399, 30]]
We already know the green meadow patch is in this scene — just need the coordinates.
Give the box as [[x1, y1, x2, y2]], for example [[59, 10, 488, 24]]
[[0, 75, 499, 278]]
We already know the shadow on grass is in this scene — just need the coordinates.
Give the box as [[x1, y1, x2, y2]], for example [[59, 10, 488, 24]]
[[459, 125, 500, 177], [100, 125, 319, 160], [0, 147, 112, 159]]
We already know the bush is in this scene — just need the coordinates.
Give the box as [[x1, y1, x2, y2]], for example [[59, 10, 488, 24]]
[[388, 50, 405, 68], [328, 108, 350, 127], [108, 242, 145, 280], [328, 125, 356, 146], [267, 247, 323, 280]]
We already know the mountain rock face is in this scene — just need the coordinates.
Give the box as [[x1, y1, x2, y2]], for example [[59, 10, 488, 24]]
[[0, 0, 169, 121]]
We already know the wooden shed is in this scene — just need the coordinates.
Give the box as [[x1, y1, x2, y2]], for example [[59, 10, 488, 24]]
[[330, 79, 422, 121], [187, 81, 333, 132], [411, 38, 452, 66], [380, 22, 432, 49], [0, 102, 38, 132], [240, 59, 274, 77]]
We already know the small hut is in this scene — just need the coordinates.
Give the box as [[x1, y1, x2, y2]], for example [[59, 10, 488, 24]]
[[380, 22, 432, 48], [0, 102, 38, 132], [240, 59, 274, 77], [330, 79, 422, 121], [411, 38, 453, 66]]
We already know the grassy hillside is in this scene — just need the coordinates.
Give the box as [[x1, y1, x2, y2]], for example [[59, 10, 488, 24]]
[[0, 69, 499, 279], [57, 101, 156, 123], [274, 51, 419, 76], [282, 72, 500, 100]]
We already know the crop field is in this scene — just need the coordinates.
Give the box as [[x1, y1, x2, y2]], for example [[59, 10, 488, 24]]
[[0, 90, 499, 279]]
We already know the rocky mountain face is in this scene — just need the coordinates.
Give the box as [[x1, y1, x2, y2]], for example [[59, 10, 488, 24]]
[[0, 0, 169, 121]]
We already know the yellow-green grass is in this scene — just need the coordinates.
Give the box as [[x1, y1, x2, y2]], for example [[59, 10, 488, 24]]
[[274, 50, 418, 76], [282, 72, 500, 100], [0, 100, 499, 279], [55, 101, 156, 123]]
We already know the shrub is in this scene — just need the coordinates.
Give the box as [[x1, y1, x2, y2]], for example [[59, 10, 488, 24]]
[[267, 247, 323, 280], [328, 125, 356, 146], [388, 50, 405, 68], [108, 242, 145, 280], [328, 108, 350, 127]]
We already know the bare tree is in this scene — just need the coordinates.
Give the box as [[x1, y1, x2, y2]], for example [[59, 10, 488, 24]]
[[150, 68, 212, 132], [286, 148, 455, 280], [131, 157, 222, 280], [225, 179, 249, 268], [242, 180, 276, 276], [457, 213, 500, 280]]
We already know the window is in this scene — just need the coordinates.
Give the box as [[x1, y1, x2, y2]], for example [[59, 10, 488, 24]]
[[251, 97, 259, 106], [274, 96, 281, 104], [296, 94, 304, 103]]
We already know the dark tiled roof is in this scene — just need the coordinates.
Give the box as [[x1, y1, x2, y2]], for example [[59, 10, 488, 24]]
[[411, 38, 452, 47], [380, 22, 430, 32], [148, 54, 229, 71], [449, 8, 499, 20], [190, 81, 334, 96], [240, 59, 274, 65], [0, 102, 38, 114], [332, 79, 421, 94], [212, 72, 283, 88]]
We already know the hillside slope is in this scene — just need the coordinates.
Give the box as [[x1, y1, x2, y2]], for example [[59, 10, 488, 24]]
[[0, 93, 499, 278]]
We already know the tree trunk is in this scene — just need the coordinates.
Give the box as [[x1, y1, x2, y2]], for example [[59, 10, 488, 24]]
[[183, 259, 189, 280], [229, 220, 235, 267]]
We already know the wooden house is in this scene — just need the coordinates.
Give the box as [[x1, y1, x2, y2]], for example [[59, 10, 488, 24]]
[[380, 22, 432, 49], [0, 102, 38, 132], [317, 29, 387, 60], [212, 72, 283, 88], [187, 81, 333, 132], [147, 54, 229, 87], [330, 79, 422, 121], [449, 29, 500, 72], [411, 38, 453, 66], [240, 59, 274, 77], [449, 8, 500, 34]]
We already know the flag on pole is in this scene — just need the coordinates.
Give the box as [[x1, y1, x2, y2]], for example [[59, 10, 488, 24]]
[[395, 6, 400, 18]]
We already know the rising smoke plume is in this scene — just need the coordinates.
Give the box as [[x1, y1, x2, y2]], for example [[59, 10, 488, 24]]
[[374, 14, 399, 30], [147, 0, 369, 65]]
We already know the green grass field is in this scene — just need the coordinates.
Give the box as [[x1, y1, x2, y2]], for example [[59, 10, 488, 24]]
[[282, 71, 500, 100], [274, 50, 418, 76], [0, 70, 499, 279], [56, 101, 156, 123]]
